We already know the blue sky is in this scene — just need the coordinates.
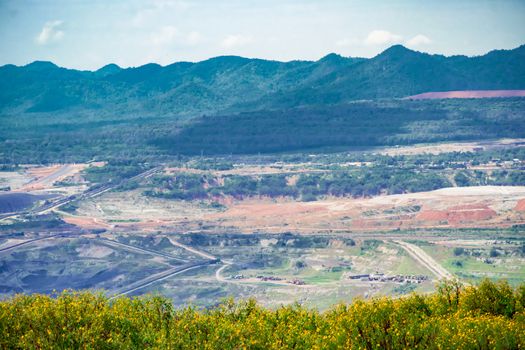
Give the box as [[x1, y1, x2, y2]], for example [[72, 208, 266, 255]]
[[1, 0, 524, 70]]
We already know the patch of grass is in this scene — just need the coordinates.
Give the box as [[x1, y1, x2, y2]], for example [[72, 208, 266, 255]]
[[393, 255, 432, 276], [302, 270, 343, 284]]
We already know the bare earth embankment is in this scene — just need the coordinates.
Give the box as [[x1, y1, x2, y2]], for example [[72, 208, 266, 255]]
[[210, 186, 525, 233], [67, 186, 525, 234]]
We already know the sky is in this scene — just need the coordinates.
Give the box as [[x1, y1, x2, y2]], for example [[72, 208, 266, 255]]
[[0, 0, 524, 70]]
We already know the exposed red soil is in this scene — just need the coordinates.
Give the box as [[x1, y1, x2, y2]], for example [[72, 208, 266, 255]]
[[407, 90, 525, 100], [448, 204, 490, 211], [63, 216, 111, 230], [416, 210, 449, 222], [515, 199, 525, 212], [416, 207, 496, 224], [209, 189, 522, 233], [62, 188, 525, 234], [224, 201, 328, 217]]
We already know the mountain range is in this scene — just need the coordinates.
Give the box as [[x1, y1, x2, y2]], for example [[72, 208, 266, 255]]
[[1, 44, 524, 119], [1, 44, 525, 161]]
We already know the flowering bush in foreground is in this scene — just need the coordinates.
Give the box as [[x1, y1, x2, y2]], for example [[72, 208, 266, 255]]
[[1, 279, 524, 349]]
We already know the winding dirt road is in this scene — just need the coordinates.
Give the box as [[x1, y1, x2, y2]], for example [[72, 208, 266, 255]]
[[215, 264, 231, 282]]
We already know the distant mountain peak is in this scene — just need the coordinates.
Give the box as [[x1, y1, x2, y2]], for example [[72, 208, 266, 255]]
[[201, 55, 252, 66], [136, 63, 163, 69], [319, 53, 345, 64], [318, 53, 366, 68], [24, 61, 59, 71], [95, 63, 122, 77], [379, 45, 416, 56], [320, 53, 342, 60], [389, 44, 410, 51], [372, 45, 427, 64], [98, 63, 121, 71]]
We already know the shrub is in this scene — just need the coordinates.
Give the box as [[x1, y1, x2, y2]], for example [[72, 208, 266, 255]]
[[452, 260, 464, 268], [0, 280, 524, 349], [490, 248, 501, 257], [453, 247, 465, 256]]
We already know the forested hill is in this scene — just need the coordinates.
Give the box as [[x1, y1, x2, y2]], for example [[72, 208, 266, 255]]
[[1, 44, 524, 118], [1, 45, 525, 162]]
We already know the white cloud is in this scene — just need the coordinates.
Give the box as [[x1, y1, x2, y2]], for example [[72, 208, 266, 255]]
[[364, 30, 402, 46], [152, 0, 191, 10], [335, 38, 360, 47], [36, 20, 64, 45], [150, 26, 203, 46], [132, 1, 191, 27], [220, 34, 253, 49], [406, 34, 432, 47], [186, 31, 202, 46], [151, 25, 180, 45], [131, 10, 152, 27]]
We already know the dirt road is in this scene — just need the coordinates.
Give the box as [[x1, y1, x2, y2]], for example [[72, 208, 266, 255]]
[[393, 240, 454, 280], [107, 233, 220, 298], [21, 164, 86, 191], [97, 238, 189, 263], [109, 262, 213, 299], [167, 237, 217, 260], [0, 231, 82, 254], [0, 166, 163, 222], [215, 263, 230, 282]]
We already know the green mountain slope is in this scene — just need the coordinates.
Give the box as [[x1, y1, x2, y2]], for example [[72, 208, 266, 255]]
[[1, 44, 524, 118], [1, 45, 525, 162]]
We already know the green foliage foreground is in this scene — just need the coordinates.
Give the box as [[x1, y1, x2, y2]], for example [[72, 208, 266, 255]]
[[1, 280, 524, 349]]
